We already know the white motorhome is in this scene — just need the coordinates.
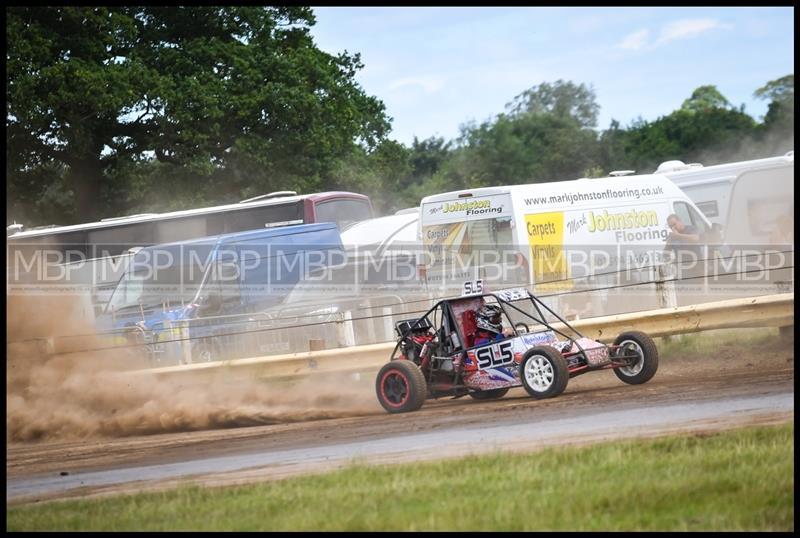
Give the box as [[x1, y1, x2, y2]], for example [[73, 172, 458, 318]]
[[283, 209, 426, 347], [418, 174, 716, 315], [656, 151, 794, 246], [340, 208, 420, 258]]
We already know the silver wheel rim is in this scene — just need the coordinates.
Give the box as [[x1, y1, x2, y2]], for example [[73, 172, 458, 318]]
[[198, 347, 213, 362], [618, 339, 644, 376], [524, 355, 555, 392]]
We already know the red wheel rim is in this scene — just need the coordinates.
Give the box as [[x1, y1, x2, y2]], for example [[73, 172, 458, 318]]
[[380, 369, 410, 408]]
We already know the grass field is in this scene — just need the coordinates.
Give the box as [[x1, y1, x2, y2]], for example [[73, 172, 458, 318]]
[[657, 327, 780, 359], [7, 422, 794, 531]]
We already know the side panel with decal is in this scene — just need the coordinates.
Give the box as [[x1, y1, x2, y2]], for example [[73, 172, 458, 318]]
[[474, 340, 514, 369]]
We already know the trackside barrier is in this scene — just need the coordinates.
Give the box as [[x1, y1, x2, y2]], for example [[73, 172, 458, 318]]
[[126, 293, 793, 381], [562, 292, 793, 341], [126, 341, 395, 382]]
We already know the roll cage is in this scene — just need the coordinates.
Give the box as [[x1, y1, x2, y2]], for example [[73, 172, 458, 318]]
[[390, 287, 602, 366]]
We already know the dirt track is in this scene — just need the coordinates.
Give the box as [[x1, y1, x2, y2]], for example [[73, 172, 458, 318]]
[[6, 332, 795, 505]]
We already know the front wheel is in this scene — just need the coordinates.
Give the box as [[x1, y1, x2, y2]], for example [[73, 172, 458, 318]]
[[375, 360, 427, 413], [613, 331, 659, 385], [469, 387, 510, 400], [519, 346, 569, 399]]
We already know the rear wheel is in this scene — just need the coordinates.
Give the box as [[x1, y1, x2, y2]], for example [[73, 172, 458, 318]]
[[613, 331, 659, 385], [469, 387, 510, 400], [519, 346, 569, 399], [375, 360, 427, 413]]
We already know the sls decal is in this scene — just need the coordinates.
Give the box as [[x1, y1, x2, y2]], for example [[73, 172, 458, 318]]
[[475, 340, 514, 369]]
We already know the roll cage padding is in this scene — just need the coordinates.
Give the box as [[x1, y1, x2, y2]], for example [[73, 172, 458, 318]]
[[461, 309, 477, 348]]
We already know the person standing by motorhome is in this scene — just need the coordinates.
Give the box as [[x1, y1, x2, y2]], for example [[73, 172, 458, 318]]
[[664, 213, 704, 283], [665, 214, 701, 253]]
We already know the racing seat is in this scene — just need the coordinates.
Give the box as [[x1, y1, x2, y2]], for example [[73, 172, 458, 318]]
[[461, 309, 477, 348]]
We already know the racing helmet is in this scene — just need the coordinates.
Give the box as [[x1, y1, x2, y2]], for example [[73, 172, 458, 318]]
[[476, 304, 503, 335]]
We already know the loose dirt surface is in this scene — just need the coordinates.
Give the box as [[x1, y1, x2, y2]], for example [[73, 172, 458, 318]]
[[6, 332, 794, 505]]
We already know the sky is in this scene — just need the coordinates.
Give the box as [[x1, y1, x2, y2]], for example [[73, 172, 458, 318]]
[[309, 6, 794, 146]]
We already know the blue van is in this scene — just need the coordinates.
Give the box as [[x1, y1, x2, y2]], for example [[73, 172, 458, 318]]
[[98, 223, 344, 364]]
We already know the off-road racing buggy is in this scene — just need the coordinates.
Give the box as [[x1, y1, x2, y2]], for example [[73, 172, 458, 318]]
[[375, 286, 658, 413]]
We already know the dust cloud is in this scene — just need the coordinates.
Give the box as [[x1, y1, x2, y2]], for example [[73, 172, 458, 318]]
[[691, 128, 793, 169], [7, 294, 380, 444]]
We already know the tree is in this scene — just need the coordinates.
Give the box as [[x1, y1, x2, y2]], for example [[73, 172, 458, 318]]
[[327, 140, 412, 215], [443, 81, 601, 188], [680, 85, 732, 113], [505, 80, 600, 129], [754, 74, 794, 130], [616, 107, 758, 171], [7, 7, 390, 224], [598, 119, 627, 174], [407, 136, 451, 186], [754, 74, 794, 105]]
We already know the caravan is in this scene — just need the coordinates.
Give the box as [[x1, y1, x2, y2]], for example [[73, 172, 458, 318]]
[[656, 151, 794, 246]]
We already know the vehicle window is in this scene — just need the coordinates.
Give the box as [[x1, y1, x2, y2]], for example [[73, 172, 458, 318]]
[[672, 202, 693, 228], [206, 213, 224, 236], [155, 216, 208, 244], [236, 245, 305, 308], [13, 230, 90, 259], [107, 255, 210, 312], [88, 222, 155, 257], [224, 202, 304, 233], [291, 252, 408, 299], [7, 231, 89, 284], [422, 216, 513, 265], [314, 199, 373, 230], [52, 231, 90, 258], [204, 260, 241, 308], [695, 201, 719, 218], [672, 202, 708, 235], [746, 196, 791, 237]]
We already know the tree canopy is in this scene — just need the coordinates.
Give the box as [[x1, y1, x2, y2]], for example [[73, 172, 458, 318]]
[[7, 6, 390, 223], [505, 80, 599, 129], [680, 85, 733, 112], [754, 74, 794, 130], [392, 77, 791, 210]]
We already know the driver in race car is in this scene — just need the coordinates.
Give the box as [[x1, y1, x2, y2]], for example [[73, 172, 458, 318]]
[[473, 304, 514, 346]]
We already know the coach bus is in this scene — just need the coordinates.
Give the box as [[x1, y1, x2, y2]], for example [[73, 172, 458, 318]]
[[7, 191, 373, 317]]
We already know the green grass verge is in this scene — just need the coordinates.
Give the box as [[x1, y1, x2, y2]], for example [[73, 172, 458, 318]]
[[657, 327, 778, 360], [7, 423, 793, 531]]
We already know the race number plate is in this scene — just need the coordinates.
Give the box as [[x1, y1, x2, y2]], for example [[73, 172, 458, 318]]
[[461, 279, 484, 296], [494, 287, 529, 302], [474, 340, 514, 369]]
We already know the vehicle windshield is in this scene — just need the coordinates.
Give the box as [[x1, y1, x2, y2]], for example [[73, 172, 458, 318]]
[[105, 244, 214, 312]]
